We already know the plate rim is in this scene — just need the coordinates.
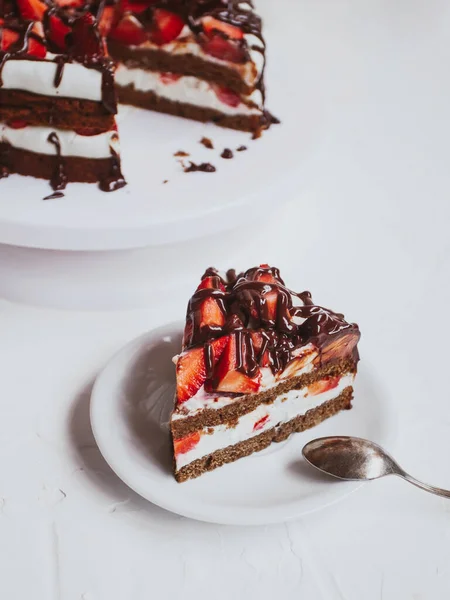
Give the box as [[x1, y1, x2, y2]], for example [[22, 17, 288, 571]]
[[90, 321, 398, 525]]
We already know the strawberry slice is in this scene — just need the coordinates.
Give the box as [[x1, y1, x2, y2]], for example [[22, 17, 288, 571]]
[[196, 275, 226, 329], [176, 335, 229, 403], [17, 0, 46, 21], [307, 376, 340, 397], [197, 275, 225, 292], [150, 9, 184, 45], [121, 0, 152, 14], [109, 14, 146, 46], [212, 334, 261, 394], [71, 13, 101, 59], [98, 5, 118, 37], [202, 16, 243, 40], [1, 28, 20, 51], [320, 331, 360, 365], [253, 415, 269, 432], [173, 431, 201, 456], [48, 15, 70, 51], [7, 119, 28, 129], [253, 267, 279, 321], [213, 85, 241, 108], [159, 71, 182, 84], [55, 0, 84, 7], [202, 34, 246, 63], [27, 31, 46, 58]]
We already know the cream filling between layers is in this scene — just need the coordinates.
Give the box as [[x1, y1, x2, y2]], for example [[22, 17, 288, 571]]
[[115, 65, 264, 116], [172, 343, 318, 418], [0, 123, 119, 159], [0, 56, 103, 101], [126, 29, 265, 88], [175, 373, 355, 470]]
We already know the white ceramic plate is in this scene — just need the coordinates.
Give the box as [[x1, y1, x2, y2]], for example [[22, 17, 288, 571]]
[[0, 0, 326, 251], [90, 322, 397, 525]]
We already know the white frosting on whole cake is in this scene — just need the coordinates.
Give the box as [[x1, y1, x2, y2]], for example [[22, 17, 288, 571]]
[[0, 122, 118, 159], [1, 56, 103, 102], [175, 373, 355, 470], [115, 66, 263, 116]]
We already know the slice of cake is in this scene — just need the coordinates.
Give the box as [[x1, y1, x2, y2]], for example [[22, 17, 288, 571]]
[[106, 0, 275, 135], [0, 0, 126, 192], [170, 265, 361, 482]]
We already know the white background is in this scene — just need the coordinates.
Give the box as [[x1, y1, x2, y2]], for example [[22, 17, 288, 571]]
[[1, 0, 450, 598]]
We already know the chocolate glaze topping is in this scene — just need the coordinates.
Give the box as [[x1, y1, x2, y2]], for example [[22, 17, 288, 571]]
[[47, 131, 68, 191], [184, 265, 360, 379]]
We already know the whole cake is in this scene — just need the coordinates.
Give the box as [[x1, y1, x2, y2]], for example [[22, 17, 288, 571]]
[[107, 0, 274, 134], [0, 0, 126, 192], [170, 265, 361, 482]]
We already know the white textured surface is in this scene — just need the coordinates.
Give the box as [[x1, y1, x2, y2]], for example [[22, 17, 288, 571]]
[[115, 66, 263, 115], [1, 0, 450, 597], [0, 123, 119, 158], [1, 56, 103, 101]]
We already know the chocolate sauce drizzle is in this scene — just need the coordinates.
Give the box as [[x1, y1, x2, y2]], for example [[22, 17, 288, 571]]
[[47, 132, 68, 191], [184, 265, 360, 380]]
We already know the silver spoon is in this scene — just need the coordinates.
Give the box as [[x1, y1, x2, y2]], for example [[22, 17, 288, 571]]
[[302, 436, 450, 498]]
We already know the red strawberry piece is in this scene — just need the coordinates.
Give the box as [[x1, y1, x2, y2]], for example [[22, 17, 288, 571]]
[[121, 0, 151, 14], [98, 5, 118, 37], [55, 0, 84, 7], [202, 34, 246, 63], [109, 14, 146, 46], [159, 71, 182, 85], [196, 275, 225, 292], [307, 376, 340, 397], [72, 13, 101, 59], [150, 9, 184, 45], [173, 431, 201, 456], [1, 28, 20, 51], [253, 415, 269, 432], [320, 331, 360, 365], [48, 15, 70, 51], [213, 85, 241, 108], [17, 0, 46, 21], [176, 335, 229, 403], [212, 334, 261, 394], [252, 267, 279, 321], [7, 119, 28, 129], [27, 35, 46, 58], [202, 16, 243, 40]]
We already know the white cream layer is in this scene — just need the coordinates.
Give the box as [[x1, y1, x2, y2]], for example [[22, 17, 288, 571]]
[[0, 123, 118, 159], [175, 373, 355, 469], [1, 56, 103, 102], [128, 29, 264, 88], [172, 343, 318, 418], [115, 65, 263, 116]]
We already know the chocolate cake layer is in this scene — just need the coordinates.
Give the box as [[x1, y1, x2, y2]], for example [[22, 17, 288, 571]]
[[117, 84, 270, 133], [109, 41, 256, 95], [174, 387, 353, 482], [0, 90, 115, 131], [171, 358, 356, 439], [0, 142, 119, 185]]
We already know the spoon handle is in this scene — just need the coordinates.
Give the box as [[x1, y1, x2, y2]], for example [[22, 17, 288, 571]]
[[399, 472, 450, 499]]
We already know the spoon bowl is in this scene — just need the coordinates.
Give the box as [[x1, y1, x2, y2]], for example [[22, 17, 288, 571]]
[[302, 436, 450, 499]]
